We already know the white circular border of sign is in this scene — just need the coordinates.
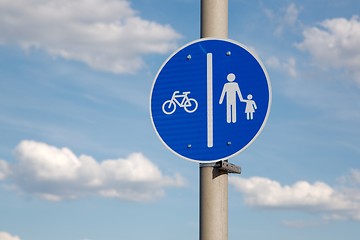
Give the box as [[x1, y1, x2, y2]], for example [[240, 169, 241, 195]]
[[150, 38, 272, 163]]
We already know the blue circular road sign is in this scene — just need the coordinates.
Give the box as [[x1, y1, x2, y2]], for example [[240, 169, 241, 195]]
[[150, 38, 271, 163]]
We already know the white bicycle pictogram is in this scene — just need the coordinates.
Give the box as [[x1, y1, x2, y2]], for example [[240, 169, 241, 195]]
[[162, 91, 198, 115]]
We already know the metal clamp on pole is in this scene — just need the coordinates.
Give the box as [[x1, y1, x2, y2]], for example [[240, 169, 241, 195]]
[[216, 161, 241, 174]]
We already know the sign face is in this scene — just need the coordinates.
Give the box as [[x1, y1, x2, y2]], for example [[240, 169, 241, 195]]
[[150, 38, 271, 163]]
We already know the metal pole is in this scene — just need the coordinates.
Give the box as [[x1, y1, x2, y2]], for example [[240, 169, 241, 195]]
[[201, 0, 228, 38], [200, 1, 228, 240], [200, 163, 228, 240]]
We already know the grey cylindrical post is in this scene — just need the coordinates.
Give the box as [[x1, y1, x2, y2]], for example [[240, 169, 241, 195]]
[[200, 1, 229, 240], [201, 0, 228, 38], [200, 164, 228, 240]]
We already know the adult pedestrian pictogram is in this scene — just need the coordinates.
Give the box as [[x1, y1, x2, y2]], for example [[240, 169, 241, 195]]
[[219, 73, 244, 123], [150, 38, 271, 163]]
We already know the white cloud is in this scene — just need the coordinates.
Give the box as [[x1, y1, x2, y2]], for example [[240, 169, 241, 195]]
[[338, 169, 360, 183], [282, 219, 327, 228], [266, 56, 297, 78], [284, 3, 300, 26], [6, 140, 185, 202], [0, 232, 21, 240], [0, 0, 181, 73], [229, 171, 360, 221], [0, 160, 10, 180], [264, 3, 301, 36], [296, 16, 360, 84]]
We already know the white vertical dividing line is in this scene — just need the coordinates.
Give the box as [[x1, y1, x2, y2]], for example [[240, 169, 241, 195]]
[[207, 53, 213, 148]]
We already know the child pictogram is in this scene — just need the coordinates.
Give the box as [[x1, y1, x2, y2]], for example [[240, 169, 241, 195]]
[[244, 94, 257, 120]]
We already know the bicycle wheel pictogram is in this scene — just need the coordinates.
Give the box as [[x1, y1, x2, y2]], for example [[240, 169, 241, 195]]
[[184, 98, 198, 113], [162, 100, 176, 115]]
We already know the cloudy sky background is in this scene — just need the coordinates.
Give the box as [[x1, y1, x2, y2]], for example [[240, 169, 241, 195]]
[[1, 0, 360, 239]]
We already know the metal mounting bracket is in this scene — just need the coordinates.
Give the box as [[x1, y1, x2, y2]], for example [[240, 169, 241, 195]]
[[200, 160, 241, 174], [216, 161, 241, 174]]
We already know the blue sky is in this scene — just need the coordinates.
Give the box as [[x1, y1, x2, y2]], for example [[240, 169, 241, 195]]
[[0, 0, 360, 239]]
